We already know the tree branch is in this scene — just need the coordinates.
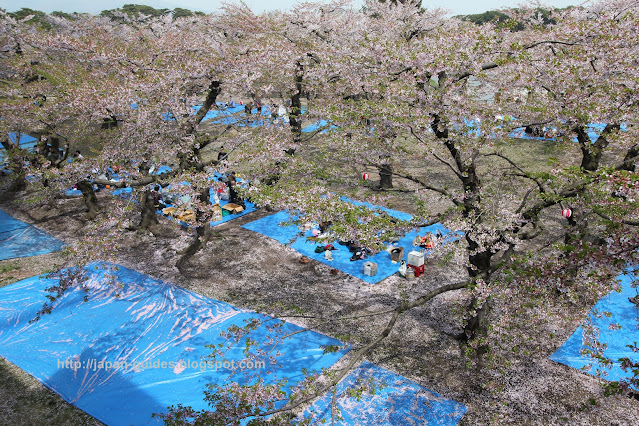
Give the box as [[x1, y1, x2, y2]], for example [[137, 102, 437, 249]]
[[237, 281, 469, 421]]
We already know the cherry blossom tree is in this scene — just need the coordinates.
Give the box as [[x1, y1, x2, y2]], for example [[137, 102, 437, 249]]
[[2, 0, 639, 422]]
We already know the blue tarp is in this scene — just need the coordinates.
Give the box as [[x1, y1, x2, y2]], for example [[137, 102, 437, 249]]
[[303, 361, 466, 425], [193, 104, 278, 127], [64, 188, 82, 197], [509, 122, 628, 142], [0, 209, 66, 260], [550, 269, 639, 385], [242, 199, 455, 284], [207, 188, 257, 226], [7, 132, 38, 146], [157, 175, 257, 227], [192, 103, 245, 122], [1, 133, 38, 167], [0, 262, 349, 425], [301, 120, 338, 133], [193, 104, 307, 128]]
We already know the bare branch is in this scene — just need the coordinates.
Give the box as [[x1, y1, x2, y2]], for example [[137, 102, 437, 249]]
[[236, 281, 469, 421]]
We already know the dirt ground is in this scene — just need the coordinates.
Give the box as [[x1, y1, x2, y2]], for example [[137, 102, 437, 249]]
[[1, 137, 639, 425]]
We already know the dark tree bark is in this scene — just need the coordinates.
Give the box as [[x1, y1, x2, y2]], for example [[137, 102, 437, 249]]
[[137, 189, 159, 231], [176, 187, 212, 273], [289, 61, 304, 144], [430, 113, 492, 348], [577, 123, 619, 172], [2, 135, 28, 192], [179, 80, 222, 169], [76, 180, 99, 220], [378, 163, 393, 189], [619, 144, 639, 172]]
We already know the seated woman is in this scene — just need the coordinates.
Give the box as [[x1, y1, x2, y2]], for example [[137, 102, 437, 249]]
[[151, 185, 165, 210]]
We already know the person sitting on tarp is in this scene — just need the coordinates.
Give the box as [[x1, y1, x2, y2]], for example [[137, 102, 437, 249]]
[[227, 174, 245, 208], [162, 185, 177, 205], [229, 98, 236, 108], [151, 185, 165, 210], [420, 234, 435, 249]]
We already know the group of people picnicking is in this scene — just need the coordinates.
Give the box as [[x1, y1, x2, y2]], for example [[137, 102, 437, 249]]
[[149, 170, 247, 223], [412, 229, 443, 249], [299, 216, 446, 270]]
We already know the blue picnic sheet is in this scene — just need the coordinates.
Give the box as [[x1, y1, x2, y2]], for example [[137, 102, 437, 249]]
[[0, 209, 66, 260], [303, 360, 467, 425], [242, 199, 457, 284], [0, 262, 349, 425], [550, 269, 639, 386]]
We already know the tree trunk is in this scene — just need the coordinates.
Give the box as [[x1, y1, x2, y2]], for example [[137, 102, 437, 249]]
[[179, 80, 221, 169], [577, 123, 619, 172], [378, 163, 393, 189], [9, 173, 27, 192], [289, 61, 304, 144], [619, 144, 638, 172], [5, 143, 27, 192], [138, 189, 159, 231], [77, 181, 99, 220], [176, 187, 212, 273]]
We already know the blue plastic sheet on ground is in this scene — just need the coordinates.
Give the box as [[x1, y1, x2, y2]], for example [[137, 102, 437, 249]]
[[508, 127, 557, 141], [1, 133, 38, 166], [301, 120, 338, 133], [64, 188, 82, 197], [303, 361, 466, 425], [0, 209, 66, 260], [7, 132, 38, 145], [192, 104, 306, 127], [193, 104, 283, 127], [153, 165, 173, 175], [550, 269, 639, 385], [112, 187, 134, 198], [509, 122, 628, 142], [156, 176, 257, 227], [0, 262, 349, 426], [241, 199, 456, 284], [192, 103, 245, 122]]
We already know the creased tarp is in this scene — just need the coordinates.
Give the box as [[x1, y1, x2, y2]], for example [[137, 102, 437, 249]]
[[0, 262, 349, 425], [303, 361, 466, 425], [550, 269, 639, 384], [0, 209, 66, 260], [242, 199, 457, 284]]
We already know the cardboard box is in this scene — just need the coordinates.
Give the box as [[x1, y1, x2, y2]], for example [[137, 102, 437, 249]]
[[212, 204, 223, 221], [390, 247, 404, 263], [222, 203, 244, 214], [363, 261, 377, 276], [407, 250, 424, 267]]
